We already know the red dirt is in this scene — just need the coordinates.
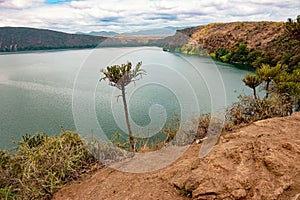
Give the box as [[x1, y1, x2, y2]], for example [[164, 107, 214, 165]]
[[53, 112, 300, 200]]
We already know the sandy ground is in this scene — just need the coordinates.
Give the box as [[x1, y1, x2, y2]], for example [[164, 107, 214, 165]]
[[53, 112, 300, 200]]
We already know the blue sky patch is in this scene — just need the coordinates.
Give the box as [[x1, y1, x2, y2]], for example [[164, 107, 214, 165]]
[[45, 0, 75, 4], [99, 17, 119, 23]]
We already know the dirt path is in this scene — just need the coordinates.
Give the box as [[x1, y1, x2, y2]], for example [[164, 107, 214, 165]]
[[53, 112, 300, 200]]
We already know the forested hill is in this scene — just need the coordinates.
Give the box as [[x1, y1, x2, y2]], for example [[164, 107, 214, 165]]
[[0, 27, 107, 52], [162, 20, 300, 68]]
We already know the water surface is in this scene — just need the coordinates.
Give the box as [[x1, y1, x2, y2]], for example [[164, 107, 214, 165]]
[[0, 47, 251, 149]]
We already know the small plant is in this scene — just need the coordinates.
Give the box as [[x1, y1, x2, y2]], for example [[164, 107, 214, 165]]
[[86, 136, 133, 166], [194, 113, 211, 139], [20, 132, 47, 148], [176, 185, 192, 198]]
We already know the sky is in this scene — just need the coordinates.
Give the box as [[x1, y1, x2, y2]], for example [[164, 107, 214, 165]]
[[0, 0, 299, 33]]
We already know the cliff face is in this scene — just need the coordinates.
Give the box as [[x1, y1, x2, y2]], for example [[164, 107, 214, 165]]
[[163, 21, 300, 67], [187, 22, 286, 53]]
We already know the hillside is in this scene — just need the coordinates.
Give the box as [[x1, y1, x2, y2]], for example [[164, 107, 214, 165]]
[[162, 21, 300, 68], [53, 112, 300, 200], [0, 27, 107, 52], [2, 21, 300, 65], [0, 27, 167, 52]]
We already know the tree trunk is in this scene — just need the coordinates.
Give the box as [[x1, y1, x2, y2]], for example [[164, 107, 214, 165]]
[[253, 87, 257, 100], [265, 80, 270, 99], [296, 98, 300, 112], [121, 85, 134, 151]]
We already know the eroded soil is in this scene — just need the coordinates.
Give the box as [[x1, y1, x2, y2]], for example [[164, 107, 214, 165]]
[[54, 112, 300, 200]]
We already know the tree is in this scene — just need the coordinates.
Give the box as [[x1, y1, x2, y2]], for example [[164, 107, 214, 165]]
[[243, 74, 261, 99], [215, 48, 229, 59], [256, 63, 284, 99], [286, 15, 300, 35], [100, 61, 146, 151], [274, 69, 300, 111]]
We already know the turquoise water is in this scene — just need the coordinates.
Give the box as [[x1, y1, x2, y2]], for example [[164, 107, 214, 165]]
[[0, 47, 251, 149]]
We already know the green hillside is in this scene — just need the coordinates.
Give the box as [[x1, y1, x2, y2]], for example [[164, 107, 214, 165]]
[[162, 18, 300, 69], [0, 27, 106, 52]]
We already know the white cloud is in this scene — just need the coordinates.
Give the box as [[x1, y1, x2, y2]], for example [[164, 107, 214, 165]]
[[0, 0, 299, 33], [0, 0, 43, 9]]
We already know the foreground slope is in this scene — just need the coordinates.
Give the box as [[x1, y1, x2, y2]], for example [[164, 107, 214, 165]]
[[54, 112, 300, 200]]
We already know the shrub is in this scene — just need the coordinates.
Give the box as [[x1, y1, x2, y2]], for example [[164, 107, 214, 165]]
[[86, 134, 133, 165], [193, 93, 294, 140], [226, 94, 292, 126], [195, 113, 211, 139], [215, 48, 229, 59], [0, 131, 99, 200]]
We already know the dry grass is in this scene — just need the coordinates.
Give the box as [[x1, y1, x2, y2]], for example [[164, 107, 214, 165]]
[[0, 131, 99, 200]]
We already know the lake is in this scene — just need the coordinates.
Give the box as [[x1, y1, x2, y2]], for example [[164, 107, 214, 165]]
[[0, 47, 252, 149]]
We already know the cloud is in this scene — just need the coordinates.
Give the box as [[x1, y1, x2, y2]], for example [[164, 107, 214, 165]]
[[0, 0, 44, 9], [0, 0, 299, 33]]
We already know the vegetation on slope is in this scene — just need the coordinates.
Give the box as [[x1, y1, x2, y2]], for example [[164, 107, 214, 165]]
[[0, 131, 99, 199], [162, 15, 300, 113], [0, 27, 167, 52], [0, 27, 106, 52], [163, 15, 300, 70]]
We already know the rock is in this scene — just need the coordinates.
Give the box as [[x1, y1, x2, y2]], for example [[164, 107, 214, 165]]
[[231, 189, 247, 199]]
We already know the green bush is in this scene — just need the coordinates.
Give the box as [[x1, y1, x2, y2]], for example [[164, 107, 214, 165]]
[[215, 48, 229, 59], [0, 131, 98, 200], [194, 93, 295, 139], [226, 95, 292, 126]]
